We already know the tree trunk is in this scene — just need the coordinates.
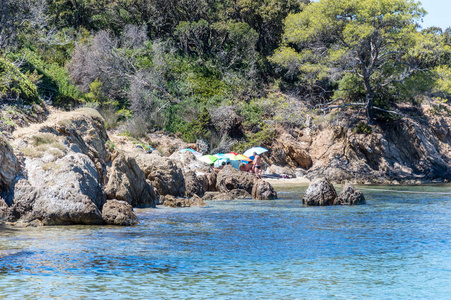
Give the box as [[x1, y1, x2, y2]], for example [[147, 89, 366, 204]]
[[363, 73, 375, 124], [365, 92, 374, 124]]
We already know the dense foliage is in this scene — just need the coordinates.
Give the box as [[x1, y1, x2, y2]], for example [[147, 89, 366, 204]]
[[1, 0, 451, 150], [270, 0, 451, 122]]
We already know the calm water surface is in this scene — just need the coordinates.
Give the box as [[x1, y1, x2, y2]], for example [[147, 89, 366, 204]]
[[1, 185, 450, 299]]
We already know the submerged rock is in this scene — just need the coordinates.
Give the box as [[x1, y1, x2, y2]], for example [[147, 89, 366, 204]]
[[302, 177, 337, 206], [102, 200, 138, 226], [189, 195, 207, 207], [252, 180, 278, 200], [213, 189, 251, 201], [162, 194, 206, 208], [335, 183, 366, 205]]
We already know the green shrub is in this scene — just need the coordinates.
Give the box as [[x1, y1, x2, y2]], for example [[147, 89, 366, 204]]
[[352, 122, 372, 134], [8, 50, 83, 109], [233, 123, 276, 153], [0, 57, 40, 104]]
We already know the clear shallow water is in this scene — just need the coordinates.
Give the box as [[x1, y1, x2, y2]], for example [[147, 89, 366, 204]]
[[1, 185, 451, 299]]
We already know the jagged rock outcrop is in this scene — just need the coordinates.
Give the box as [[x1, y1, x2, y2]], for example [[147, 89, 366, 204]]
[[302, 177, 337, 206], [135, 152, 185, 197], [102, 200, 138, 225], [216, 165, 256, 194], [335, 183, 366, 205], [265, 106, 451, 184], [252, 180, 278, 200], [0, 137, 20, 191], [105, 154, 158, 207]]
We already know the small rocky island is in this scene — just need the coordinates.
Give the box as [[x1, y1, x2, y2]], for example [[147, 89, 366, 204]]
[[302, 177, 365, 206]]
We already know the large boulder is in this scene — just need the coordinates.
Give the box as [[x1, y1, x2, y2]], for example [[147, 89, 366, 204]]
[[105, 154, 158, 207], [0, 138, 20, 192], [252, 180, 278, 200], [184, 170, 205, 198], [5, 109, 114, 226], [216, 165, 256, 194], [135, 152, 185, 197], [102, 200, 138, 226], [5, 153, 105, 225], [302, 177, 337, 206], [334, 183, 366, 205]]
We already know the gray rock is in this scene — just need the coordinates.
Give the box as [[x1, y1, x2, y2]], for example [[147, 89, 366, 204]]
[[135, 152, 185, 197], [216, 165, 256, 194], [189, 194, 207, 207], [335, 183, 366, 205], [252, 180, 278, 200], [102, 200, 138, 226], [6, 153, 106, 225], [184, 170, 205, 198], [302, 177, 337, 206], [105, 154, 158, 208], [0, 138, 20, 192]]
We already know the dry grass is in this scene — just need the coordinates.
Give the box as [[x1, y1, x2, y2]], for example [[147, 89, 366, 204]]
[[19, 147, 43, 158], [74, 107, 103, 120], [47, 148, 64, 159], [50, 142, 65, 151], [31, 133, 58, 146]]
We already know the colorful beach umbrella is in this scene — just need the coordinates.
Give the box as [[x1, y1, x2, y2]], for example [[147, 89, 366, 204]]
[[243, 147, 268, 158], [224, 153, 252, 161], [198, 155, 218, 165]]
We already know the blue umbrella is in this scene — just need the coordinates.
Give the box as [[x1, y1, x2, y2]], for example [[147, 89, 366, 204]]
[[180, 148, 196, 153], [179, 148, 202, 157], [243, 147, 268, 158]]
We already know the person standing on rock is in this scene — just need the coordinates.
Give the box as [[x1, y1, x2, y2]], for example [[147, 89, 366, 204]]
[[253, 152, 262, 179]]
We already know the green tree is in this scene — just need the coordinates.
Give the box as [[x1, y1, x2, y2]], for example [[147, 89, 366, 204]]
[[270, 0, 450, 123]]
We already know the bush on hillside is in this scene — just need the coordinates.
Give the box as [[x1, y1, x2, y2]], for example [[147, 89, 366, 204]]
[[0, 57, 40, 105]]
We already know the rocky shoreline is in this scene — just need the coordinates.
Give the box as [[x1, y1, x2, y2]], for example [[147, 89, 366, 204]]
[[0, 108, 278, 227], [1, 103, 451, 226]]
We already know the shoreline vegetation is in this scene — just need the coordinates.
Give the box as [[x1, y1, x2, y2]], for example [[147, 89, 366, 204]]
[[1, 0, 451, 226]]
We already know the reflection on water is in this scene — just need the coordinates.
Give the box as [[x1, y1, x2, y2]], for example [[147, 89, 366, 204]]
[[1, 185, 451, 299]]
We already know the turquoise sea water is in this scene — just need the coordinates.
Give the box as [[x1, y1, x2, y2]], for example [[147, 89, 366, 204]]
[[1, 185, 451, 299]]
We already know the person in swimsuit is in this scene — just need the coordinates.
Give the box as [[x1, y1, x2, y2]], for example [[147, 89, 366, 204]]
[[253, 152, 262, 179]]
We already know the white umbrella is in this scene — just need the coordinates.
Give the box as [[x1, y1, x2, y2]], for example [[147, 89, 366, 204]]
[[243, 147, 268, 158]]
